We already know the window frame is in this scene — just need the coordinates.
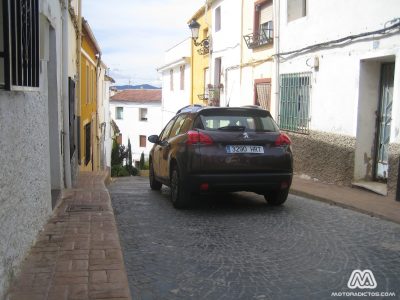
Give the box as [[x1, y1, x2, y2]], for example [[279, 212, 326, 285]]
[[170, 69, 174, 91], [139, 107, 148, 121], [139, 135, 146, 148], [287, 0, 307, 23], [180, 65, 185, 90], [115, 106, 124, 120], [215, 6, 221, 32]]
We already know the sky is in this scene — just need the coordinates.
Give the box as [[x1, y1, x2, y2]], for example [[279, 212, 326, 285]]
[[82, 0, 205, 87]]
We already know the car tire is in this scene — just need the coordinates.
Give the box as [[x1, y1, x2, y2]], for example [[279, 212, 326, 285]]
[[264, 189, 289, 206], [149, 161, 162, 191], [170, 166, 190, 209]]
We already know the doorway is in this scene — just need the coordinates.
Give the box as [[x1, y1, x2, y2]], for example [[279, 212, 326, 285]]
[[374, 63, 394, 181], [354, 57, 396, 195]]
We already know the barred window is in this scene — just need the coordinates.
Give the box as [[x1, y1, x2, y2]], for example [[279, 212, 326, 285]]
[[279, 72, 311, 134], [1, 0, 39, 90]]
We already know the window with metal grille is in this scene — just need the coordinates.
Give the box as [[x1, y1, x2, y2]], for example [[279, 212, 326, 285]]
[[279, 72, 311, 134], [1, 0, 39, 90]]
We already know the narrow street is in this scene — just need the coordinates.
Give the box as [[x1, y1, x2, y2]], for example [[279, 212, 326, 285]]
[[109, 177, 400, 300]]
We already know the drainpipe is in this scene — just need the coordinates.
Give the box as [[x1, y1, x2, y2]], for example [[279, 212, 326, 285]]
[[62, 0, 72, 188], [274, 0, 280, 119], [397, 157, 400, 201]]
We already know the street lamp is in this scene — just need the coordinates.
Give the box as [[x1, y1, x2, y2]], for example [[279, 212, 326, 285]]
[[188, 19, 209, 55]]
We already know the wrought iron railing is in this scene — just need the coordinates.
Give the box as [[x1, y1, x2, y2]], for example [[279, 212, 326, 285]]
[[243, 28, 273, 49]]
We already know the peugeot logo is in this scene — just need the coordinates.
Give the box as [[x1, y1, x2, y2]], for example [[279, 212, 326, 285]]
[[243, 132, 249, 139]]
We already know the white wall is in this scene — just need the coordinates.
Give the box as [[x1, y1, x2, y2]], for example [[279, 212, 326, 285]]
[[211, 0, 242, 107], [110, 101, 163, 161], [158, 38, 191, 126]]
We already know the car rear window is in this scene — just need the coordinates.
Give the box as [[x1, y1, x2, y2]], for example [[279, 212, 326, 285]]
[[195, 109, 279, 132]]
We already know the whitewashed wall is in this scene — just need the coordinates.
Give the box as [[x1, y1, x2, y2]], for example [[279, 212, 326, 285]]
[[279, 0, 400, 140], [210, 0, 242, 107], [158, 38, 191, 125]]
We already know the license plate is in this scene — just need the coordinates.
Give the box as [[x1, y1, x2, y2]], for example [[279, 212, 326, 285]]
[[226, 145, 264, 154]]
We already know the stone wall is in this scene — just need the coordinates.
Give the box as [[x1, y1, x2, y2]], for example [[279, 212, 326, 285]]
[[0, 91, 52, 296], [287, 130, 400, 197], [388, 144, 400, 198], [287, 131, 356, 186]]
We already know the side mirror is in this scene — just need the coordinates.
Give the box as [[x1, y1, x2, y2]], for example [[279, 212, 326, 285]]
[[148, 135, 160, 144]]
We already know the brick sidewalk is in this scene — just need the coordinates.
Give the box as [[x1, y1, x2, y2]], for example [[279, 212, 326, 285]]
[[6, 172, 131, 300]]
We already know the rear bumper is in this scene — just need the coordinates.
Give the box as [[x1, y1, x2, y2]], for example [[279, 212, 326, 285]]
[[186, 172, 293, 193]]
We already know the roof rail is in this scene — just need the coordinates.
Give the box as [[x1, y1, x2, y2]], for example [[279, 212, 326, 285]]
[[241, 105, 262, 109], [176, 104, 203, 114]]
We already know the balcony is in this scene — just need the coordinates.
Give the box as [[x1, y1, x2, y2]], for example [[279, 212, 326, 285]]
[[243, 28, 273, 49]]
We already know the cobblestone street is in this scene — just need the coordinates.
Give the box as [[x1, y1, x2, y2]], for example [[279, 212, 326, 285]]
[[109, 177, 400, 300]]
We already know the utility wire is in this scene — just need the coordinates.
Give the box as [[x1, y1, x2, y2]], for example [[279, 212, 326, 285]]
[[276, 19, 400, 58]]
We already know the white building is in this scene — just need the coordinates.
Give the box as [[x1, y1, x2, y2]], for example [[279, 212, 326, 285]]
[[157, 38, 192, 125], [0, 0, 80, 296], [97, 62, 115, 172], [209, 0, 242, 107], [110, 90, 163, 162], [278, 0, 400, 198]]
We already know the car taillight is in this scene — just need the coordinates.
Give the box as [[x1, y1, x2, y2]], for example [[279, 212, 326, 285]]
[[186, 130, 213, 145], [274, 133, 291, 146]]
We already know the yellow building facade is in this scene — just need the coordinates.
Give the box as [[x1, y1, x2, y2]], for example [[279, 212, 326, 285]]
[[80, 19, 100, 171], [190, 6, 211, 106]]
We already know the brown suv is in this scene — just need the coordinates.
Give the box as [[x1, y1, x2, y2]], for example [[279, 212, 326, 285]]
[[148, 106, 293, 208]]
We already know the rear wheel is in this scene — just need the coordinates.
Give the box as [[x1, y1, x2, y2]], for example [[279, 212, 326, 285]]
[[264, 189, 289, 206], [170, 166, 190, 209], [149, 161, 162, 190]]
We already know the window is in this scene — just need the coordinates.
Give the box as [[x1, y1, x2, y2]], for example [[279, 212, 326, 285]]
[[86, 64, 90, 104], [279, 72, 311, 134], [245, 0, 273, 48], [84, 122, 91, 165], [287, 0, 307, 22], [139, 108, 148, 121], [214, 58, 222, 86], [116, 107, 123, 120], [92, 67, 95, 103], [1, 0, 39, 90], [160, 118, 176, 141], [215, 6, 221, 32], [197, 112, 278, 132], [169, 114, 187, 138], [139, 135, 146, 148], [180, 65, 185, 90], [170, 69, 174, 91]]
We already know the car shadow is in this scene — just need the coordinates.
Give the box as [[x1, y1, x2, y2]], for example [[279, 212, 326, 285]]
[[157, 186, 290, 215]]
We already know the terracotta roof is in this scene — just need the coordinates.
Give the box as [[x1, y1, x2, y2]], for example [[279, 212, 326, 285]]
[[110, 89, 162, 103]]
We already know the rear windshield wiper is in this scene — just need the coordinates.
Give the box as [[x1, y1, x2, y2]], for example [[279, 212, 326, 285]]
[[217, 125, 246, 131]]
